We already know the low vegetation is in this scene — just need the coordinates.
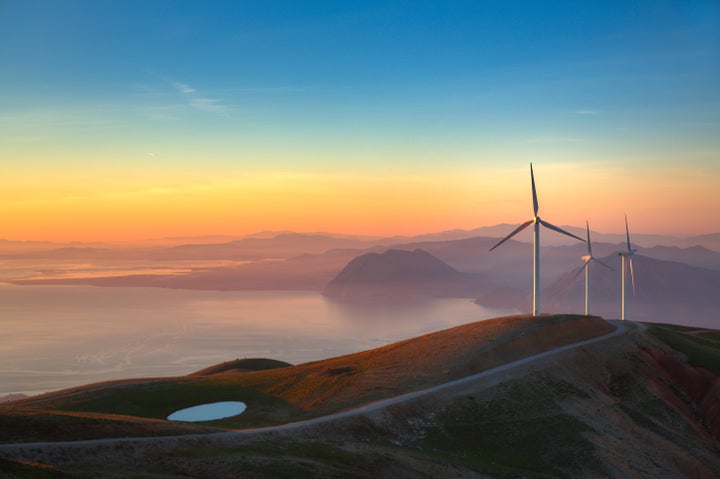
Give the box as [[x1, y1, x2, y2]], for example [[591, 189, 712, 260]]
[[0, 457, 73, 479], [420, 376, 602, 477], [3, 315, 720, 478], [5, 314, 611, 434], [190, 358, 293, 376], [647, 324, 720, 375]]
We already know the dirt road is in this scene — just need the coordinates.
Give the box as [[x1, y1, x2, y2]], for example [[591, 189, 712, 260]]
[[0, 320, 630, 454]]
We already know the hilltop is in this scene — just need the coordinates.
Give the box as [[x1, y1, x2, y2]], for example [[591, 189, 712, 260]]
[[323, 248, 487, 298], [1, 314, 720, 477], [4, 314, 611, 431]]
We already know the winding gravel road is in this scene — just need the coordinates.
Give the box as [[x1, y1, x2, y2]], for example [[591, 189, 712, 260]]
[[0, 319, 630, 453]]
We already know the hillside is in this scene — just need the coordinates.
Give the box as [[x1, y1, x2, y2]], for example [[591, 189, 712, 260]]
[[323, 248, 488, 298], [189, 358, 293, 376], [544, 254, 720, 326], [4, 315, 610, 430], [2, 315, 720, 477]]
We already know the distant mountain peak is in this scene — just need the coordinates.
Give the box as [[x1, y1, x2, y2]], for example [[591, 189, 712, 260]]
[[329, 249, 459, 285], [324, 249, 473, 299]]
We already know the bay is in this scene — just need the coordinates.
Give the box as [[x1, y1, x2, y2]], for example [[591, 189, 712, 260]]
[[0, 284, 517, 396]]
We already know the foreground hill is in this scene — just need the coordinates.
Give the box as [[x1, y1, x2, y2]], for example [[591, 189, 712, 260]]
[[2, 314, 720, 477], [4, 315, 610, 432]]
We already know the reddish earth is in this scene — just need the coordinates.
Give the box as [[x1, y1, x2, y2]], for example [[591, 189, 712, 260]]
[[650, 351, 720, 440]]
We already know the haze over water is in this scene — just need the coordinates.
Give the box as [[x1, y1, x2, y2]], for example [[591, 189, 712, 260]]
[[0, 284, 516, 396]]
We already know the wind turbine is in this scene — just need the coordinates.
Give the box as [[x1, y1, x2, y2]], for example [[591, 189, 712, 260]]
[[573, 220, 612, 316], [489, 163, 585, 316], [618, 214, 637, 321]]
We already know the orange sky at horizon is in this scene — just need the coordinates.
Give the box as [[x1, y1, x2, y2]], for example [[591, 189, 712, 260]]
[[2, 164, 717, 243], [3, 2, 719, 244]]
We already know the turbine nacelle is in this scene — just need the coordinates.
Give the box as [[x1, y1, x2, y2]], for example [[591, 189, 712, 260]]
[[575, 220, 613, 315]]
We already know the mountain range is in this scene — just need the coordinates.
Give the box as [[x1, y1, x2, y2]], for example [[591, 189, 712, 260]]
[[543, 254, 720, 327], [4, 227, 720, 328]]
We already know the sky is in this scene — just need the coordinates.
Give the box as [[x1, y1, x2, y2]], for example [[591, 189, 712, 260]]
[[1, 0, 718, 242]]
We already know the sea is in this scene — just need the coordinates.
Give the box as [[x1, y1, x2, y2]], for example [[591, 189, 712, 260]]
[[0, 284, 517, 397]]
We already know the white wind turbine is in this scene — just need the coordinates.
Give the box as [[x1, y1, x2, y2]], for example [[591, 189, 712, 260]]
[[573, 220, 612, 316], [618, 214, 637, 321], [489, 163, 585, 317]]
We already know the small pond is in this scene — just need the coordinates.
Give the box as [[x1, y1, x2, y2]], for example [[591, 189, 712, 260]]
[[167, 401, 247, 422]]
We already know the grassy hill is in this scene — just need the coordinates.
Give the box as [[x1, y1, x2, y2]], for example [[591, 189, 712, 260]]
[[4, 315, 610, 433], [1, 315, 720, 478]]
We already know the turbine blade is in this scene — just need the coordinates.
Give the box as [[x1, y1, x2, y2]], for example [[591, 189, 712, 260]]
[[538, 218, 586, 242], [625, 214, 632, 253], [586, 220, 592, 256], [573, 259, 591, 280], [488, 220, 534, 252], [531, 163, 539, 217], [629, 257, 636, 295], [591, 257, 614, 270]]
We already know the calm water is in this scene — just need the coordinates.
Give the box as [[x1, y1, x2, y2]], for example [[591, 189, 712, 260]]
[[0, 284, 517, 396]]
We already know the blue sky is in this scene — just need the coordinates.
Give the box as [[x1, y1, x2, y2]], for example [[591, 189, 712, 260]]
[[0, 1, 718, 239]]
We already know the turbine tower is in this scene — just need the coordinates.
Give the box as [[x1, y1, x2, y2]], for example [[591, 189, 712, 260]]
[[573, 220, 612, 316], [618, 214, 637, 321], [489, 163, 585, 317]]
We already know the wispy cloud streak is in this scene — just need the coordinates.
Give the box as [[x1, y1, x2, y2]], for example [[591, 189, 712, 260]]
[[520, 136, 591, 144], [172, 81, 230, 114], [190, 98, 230, 114], [172, 82, 196, 94]]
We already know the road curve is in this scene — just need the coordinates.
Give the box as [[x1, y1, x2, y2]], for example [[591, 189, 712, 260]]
[[0, 319, 631, 452]]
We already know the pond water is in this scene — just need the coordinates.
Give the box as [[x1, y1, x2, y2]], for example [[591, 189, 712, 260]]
[[167, 401, 247, 422], [0, 284, 517, 396]]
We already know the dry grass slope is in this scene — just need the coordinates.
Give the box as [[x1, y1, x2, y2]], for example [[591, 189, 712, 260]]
[[3, 314, 610, 435], [2, 316, 720, 478]]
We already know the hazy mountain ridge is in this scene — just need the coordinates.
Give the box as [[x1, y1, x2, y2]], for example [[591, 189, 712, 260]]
[[323, 239, 720, 327], [0, 233, 375, 261], [379, 225, 720, 250], [323, 249, 488, 299], [543, 254, 720, 326], [328, 249, 459, 283], [2, 225, 719, 258], [5, 229, 720, 329]]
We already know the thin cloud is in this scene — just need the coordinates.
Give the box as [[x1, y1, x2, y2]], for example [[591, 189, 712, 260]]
[[0, 108, 116, 129], [520, 136, 591, 144], [170, 80, 231, 114], [190, 97, 230, 114], [575, 109, 600, 115], [172, 82, 196, 94], [139, 104, 184, 121], [221, 86, 307, 94]]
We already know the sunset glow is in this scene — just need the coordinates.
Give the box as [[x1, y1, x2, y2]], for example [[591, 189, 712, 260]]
[[1, 1, 718, 242]]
